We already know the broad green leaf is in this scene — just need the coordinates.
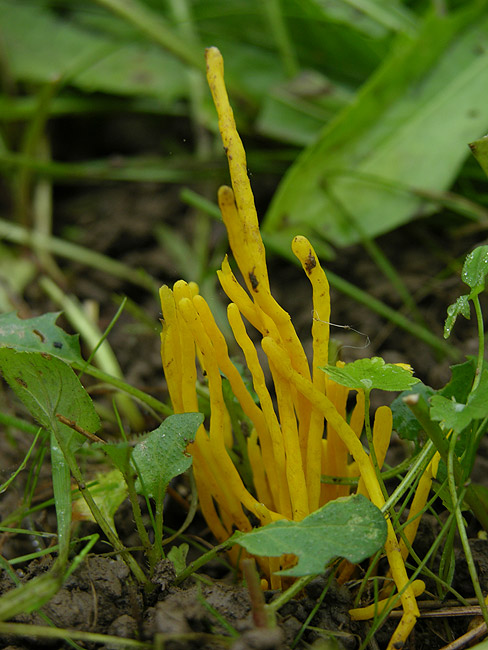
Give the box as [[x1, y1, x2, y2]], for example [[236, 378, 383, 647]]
[[469, 134, 488, 180], [304, 0, 417, 37], [439, 359, 477, 402], [233, 494, 387, 577], [73, 469, 128, 531], [0, 349, 99, 453], [132, 413, 203, 499], [461, 245, 488, 293], [0, 1, 188, 102], [0, 311, 83, 365], [444, 295, 471, 338], [391, 382, 434, 442], [264, 7, 488, 247], [320, 357, 419, 392], [0, 349, 100, 563], [195, 0, 387, 100], [430, 369, 488, 432], [256, 72, 353, 146]]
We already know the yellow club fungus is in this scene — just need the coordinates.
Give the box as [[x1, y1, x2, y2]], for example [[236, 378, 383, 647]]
[[159, 46, 426, 648]]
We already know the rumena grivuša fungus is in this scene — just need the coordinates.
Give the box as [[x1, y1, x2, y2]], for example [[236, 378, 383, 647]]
[[160, 46, 426, 649]]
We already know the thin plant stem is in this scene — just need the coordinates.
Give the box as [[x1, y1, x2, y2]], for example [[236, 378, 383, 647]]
[[40, 276, 144, 430], [242, 558, 275, 628], [0, 622, 152, 648], [382, 440, 435, 513], [0, 217, 156, 292], [448, 429, 488, 625], [76, 363, 172, 417], [471, 293, 485, 391], [162, 470, 199, 547], [266, 575, 316, 614], [174, 538, 234, 584], [291, 570, 335, 649], [0, 428, 42, 493], [405, 394, 488, 531], [93, 0, 204, 71], [263, 0, 299, 77], [54, 432, 149, 586], [124, 471, 153, 561]]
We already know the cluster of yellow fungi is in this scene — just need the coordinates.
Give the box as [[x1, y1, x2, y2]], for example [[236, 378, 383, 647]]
[[159, 47, 434, 650]]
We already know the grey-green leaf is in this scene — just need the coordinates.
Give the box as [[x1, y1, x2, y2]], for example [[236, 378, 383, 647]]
[[132, 413, 203, 499], [233, 494, 387, 577]]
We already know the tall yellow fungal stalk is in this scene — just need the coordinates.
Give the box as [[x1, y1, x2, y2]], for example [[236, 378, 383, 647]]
[[160, 47, 423, 649]]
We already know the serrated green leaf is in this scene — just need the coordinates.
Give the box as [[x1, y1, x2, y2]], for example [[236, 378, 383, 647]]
[[132, 413, 203, 499], [0, 349, 99, 453], [444, 295, 471, 338], [0, 311, 83, 365], [391, 382, 434, 442], [73, 469, 128, 531], [430, 369, 488, 432], [461, 245, 488, 293], [95, 441, 133, 476], [320, 357, 419, 392], [233, 495, 386, 577]]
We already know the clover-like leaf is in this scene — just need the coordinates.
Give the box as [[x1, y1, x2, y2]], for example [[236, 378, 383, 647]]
[[444, 295, 470, 339], [320, 357, 419, 393], [132, 413, 203, 499], [232, 494, 387, 577], [461, 245, 488, 293]]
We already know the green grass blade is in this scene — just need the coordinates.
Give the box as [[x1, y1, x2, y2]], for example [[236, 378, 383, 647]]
[[0, 217, 156, 292], [92, 0, 203, 71]]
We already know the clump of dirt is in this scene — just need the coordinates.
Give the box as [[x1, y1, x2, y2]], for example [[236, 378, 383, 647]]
[[0, 554, 361, 649], [0, 555, 142, 648]]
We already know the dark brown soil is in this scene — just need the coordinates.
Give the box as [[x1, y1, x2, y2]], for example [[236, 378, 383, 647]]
[[2, 112, 488, 650]]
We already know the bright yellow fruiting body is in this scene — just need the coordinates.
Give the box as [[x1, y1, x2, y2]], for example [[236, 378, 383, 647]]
[[160, 46, 425, 648]]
